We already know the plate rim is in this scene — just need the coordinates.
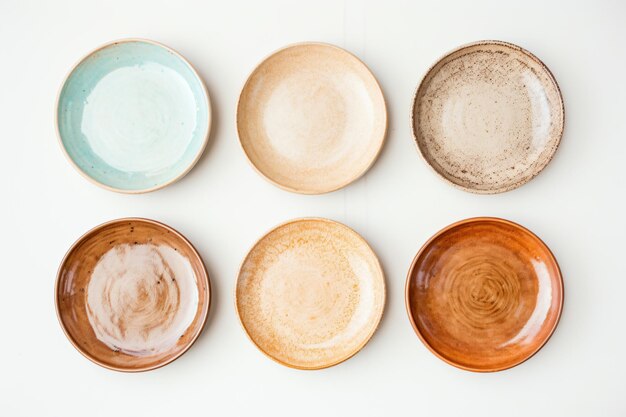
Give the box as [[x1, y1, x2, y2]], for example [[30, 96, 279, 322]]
[[409, 40, 566, 194], [404, 216, 564, 372], [55, 38, 212, 194], [236, 42, 388, 195], [54, 217, 212, 372], [234, 217, 387, 370]]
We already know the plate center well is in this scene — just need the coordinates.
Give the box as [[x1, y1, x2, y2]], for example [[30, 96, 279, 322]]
[[82, 63, 197, 173]]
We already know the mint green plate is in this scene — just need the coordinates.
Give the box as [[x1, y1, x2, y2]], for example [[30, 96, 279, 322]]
[[56, 39, 211, 193]]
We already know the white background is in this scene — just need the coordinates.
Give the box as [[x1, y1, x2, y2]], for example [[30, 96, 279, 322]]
[[1, 0, 624, 415]]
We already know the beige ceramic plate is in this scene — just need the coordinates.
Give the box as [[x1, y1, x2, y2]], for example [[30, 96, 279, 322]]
[[55, 218, 210, 372], [236, 218, 386, 369], [237, 43, 387, 194], [411, 40, 564, 193]]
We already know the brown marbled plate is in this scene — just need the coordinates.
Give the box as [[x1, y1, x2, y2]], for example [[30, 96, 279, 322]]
[[405, 217, 563, 372], [55, 218, 210, 372], [236, 218, 386, 369], [411, 41, 564, 193]]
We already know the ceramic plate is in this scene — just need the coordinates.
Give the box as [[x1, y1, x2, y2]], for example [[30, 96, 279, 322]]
[[56, 39, 211, 193], [405, 217, 563, 372], [56, 218, 210, 372], [411, 41, 564, 193], [237, 43, 387, 194], [236, 218, 385, 369]]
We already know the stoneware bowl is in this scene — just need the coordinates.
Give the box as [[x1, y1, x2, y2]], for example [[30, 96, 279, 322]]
[[411, 41, 564, 193], [236, 218, 386, 369], [237, 43, 387, 194], [405, 217, 563, 372], [56, 39, 211, 193], [56, 218, 211, 372]]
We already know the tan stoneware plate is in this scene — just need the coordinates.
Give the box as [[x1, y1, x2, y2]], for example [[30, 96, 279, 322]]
[[411, 41, 564, 193], [405, 217, 563, 372], [237, 43, 387, 194], [236, 218, 386, 369], [55, 218, 210, 372]]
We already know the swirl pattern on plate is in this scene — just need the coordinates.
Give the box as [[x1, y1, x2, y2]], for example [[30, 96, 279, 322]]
[[86, 243, 199, 356], [442, 255, 522, 331]]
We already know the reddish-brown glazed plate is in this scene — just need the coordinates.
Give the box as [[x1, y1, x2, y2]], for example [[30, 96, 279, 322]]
[[55, 218, 210, 372], [405, 217, 563, 372]]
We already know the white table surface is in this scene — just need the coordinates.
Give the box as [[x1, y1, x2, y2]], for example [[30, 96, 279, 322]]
[[1, 0, 624, 415]]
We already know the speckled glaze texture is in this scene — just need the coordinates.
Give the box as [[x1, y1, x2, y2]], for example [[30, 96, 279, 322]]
[[412, 41, 564, 193], [236, 218, 385, 369], [56, 218, 210, 372], [57, 39, 211, 193], [406, 218, 563, 372], [237, 43, 387, 194]]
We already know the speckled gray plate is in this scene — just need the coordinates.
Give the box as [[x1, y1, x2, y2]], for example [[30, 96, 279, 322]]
[[411, 41, 564, 194]]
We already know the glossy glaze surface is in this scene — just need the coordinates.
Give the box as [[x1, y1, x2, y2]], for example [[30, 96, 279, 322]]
[[412, 41, 564, 193], [56, 218, 210, 371], [236, 218, 385, 369], [57, 39, 210, 193], [237, 43, 387, 194], [406, 218, 563, 372]]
